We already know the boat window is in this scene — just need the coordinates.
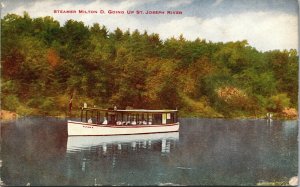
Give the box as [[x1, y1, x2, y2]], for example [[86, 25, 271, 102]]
[[148, 114, 152, 125], [82, 110, 95, 123], [80, 109, 178, 125], [153, 114, 162, 125], [166, 113, 173, 124], [108, 113, 116, 125], [162, 113, 167, 124]]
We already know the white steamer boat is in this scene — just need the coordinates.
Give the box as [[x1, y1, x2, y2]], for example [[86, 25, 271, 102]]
[[67, 107, 180, 136]]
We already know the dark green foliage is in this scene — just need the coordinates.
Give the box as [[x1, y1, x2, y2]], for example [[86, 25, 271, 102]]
[[1, 12, 298, 118], [2, 94, 20, 111]]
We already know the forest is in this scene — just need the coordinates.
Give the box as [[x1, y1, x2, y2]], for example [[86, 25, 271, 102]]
[[1, 12, 298, 118]]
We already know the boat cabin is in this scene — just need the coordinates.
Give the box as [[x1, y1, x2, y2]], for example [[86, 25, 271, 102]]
[[80, 107, 179, 126]]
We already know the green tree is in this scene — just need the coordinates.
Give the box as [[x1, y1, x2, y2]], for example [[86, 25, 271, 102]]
[[267, 93, 291, 112]]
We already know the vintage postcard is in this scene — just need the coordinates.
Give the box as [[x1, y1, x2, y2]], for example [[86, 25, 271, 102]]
[[0, 0, 298, 186]]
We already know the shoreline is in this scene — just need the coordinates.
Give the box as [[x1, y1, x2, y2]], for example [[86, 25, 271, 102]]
[[0, 109, 297, 122], [0, 110, 18, 121]]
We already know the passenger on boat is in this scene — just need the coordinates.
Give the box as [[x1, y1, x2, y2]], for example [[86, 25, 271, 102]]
[[142, 120, 147, 125], [102, 117, 108, 125], [88, 118, 92, 124], [116, 121, 122, 125], [131, 121, 137, 125]]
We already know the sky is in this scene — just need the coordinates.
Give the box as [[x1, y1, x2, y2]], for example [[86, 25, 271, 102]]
[[1, 0, 299, 51]]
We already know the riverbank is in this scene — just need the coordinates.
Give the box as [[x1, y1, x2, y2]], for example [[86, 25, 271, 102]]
[[0, 110, 18, 121], [179, 107, 298, 120], [1, 107, 298, 121]]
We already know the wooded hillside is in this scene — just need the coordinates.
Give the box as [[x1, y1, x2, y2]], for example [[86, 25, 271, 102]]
[[1, 13, 298, 118]]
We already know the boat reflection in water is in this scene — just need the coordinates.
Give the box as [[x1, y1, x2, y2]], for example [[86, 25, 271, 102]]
[[65, 132, 179, 185], [67, 132, 179, 154]]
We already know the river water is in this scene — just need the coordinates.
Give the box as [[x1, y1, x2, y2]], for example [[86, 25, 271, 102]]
[[1, 117, 298, 186]]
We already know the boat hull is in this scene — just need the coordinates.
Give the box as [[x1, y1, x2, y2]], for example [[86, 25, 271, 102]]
[[67, 120, 180, 136]]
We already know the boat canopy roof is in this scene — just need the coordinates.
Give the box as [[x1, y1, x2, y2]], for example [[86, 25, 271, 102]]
[[81, 107, 178, 113]]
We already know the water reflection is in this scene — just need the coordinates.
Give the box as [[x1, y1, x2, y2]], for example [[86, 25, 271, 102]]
[[1, 117, 67, 186], [67, 132, 179, 154], [282, 120, 298, 137], [65, 132, 179, 185], [1, 117, 297, 186]]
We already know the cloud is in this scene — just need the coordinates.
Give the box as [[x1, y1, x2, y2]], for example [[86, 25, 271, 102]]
[[212, 0, 223, 7], [166, 0, 194, 8], [152, 11, 298, 51]]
